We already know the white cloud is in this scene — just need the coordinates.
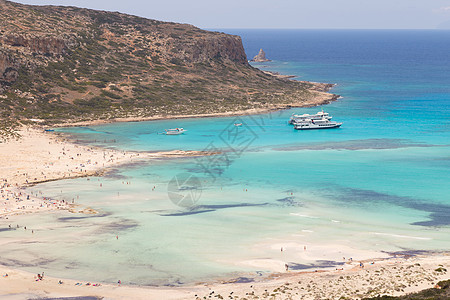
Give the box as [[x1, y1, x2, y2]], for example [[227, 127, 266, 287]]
[[434, 6, 450, 13]]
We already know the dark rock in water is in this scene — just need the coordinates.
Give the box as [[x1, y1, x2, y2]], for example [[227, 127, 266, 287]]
[[223, 276, 255, 284], [276, 196, 302, 206], [250, 48, 271, 62]]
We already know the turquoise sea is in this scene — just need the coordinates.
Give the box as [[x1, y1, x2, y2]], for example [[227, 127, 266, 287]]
[[1, 30, 449, 286]]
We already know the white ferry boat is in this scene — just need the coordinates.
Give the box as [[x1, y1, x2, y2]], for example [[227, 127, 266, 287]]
[[165, 128, 186, 135], [288, 110, 331, 124], [294, 119, 342, 130]]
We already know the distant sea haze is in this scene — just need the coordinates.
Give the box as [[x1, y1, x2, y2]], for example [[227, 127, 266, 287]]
[[2, 29, 450, 285]]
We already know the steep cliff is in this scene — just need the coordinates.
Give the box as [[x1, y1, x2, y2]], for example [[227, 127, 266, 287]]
[[0, 0, 336, 124]]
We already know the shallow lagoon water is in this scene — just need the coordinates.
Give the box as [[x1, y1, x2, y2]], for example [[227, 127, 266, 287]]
[[1, 30, 449, 285]]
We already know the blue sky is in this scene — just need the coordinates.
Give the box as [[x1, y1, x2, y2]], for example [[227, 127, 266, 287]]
[[14, 0, 450, 29]]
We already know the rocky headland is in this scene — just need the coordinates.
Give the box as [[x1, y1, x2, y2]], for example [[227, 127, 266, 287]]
[[0, 0, 337, 130]]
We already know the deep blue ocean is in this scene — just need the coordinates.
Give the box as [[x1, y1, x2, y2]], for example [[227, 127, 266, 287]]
[[1, 30, 449, 285]]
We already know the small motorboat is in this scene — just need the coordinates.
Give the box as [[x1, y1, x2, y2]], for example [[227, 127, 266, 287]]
[[165, 128, 186, 135]]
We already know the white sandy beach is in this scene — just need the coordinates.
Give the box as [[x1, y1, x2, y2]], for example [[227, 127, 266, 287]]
[[0, 127, 208, 218], [0, 126, 448, 299], [0, 252, 448, 299]]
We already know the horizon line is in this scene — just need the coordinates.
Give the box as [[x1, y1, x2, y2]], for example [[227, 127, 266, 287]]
[[207, 28, 450, 31]]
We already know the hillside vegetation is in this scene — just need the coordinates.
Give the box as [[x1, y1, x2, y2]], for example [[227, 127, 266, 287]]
[[0, 0, 336, 127], [364, 279, 450, 300]]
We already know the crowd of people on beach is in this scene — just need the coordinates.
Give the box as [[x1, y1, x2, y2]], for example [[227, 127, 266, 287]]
[[0, 130, 148, 218], [33, 271, 105, 286], [0, 178, 68, 217]]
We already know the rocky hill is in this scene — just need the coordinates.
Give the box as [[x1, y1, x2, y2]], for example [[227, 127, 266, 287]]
[[0, 0, 337, 126]]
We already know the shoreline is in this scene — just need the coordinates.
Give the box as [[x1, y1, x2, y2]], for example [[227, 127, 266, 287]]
[[52, 102, 336, 128], [50, 81, 339, 128], [0, 251, 448, 299], [261, 70, 297, 79]]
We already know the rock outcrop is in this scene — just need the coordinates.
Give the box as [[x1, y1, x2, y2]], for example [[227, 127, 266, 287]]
[[0, 51, 18, 92], [250, 48, 271, 62], [2, 34, 71, 56], [188, 35, 247, 64]]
